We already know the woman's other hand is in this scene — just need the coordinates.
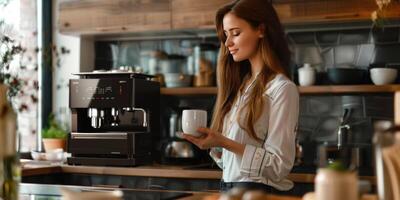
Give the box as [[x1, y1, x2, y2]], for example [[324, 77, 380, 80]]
[[182, 127, 224, 150]]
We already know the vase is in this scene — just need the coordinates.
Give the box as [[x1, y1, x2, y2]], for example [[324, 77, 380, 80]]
[[42, 138, 66, 152], [0, 84, 20, 200]]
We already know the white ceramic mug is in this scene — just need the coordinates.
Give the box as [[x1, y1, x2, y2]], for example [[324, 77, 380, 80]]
[[182, 109, 207, 137]]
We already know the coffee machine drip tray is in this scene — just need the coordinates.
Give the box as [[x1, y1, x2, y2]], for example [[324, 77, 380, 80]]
[[67, 132, 152, 167], [67, 156, 151, 167]]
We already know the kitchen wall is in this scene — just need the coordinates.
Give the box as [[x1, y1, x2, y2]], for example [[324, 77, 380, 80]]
[[1, 0, 40, 151], [52, 0, 95, 134], [290, 27, 400, 73], [52, 0, 399, 172], [286, 27, 398, 160], [89, 26, 399, 174], [94, 37, 219, 73]]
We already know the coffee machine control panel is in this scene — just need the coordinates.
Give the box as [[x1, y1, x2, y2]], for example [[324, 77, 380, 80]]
[[70, 79, 131, 108]]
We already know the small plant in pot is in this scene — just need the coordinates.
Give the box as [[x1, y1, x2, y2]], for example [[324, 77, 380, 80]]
[[42, 114, 68, 152]]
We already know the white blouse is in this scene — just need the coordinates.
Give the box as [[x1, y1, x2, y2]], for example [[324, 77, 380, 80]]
[[210, 74, 299, 191]]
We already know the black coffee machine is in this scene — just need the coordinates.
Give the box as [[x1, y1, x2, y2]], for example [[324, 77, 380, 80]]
[[67, 71, 160, 166]]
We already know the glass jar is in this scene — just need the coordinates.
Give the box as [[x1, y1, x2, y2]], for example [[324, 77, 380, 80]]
[[315, 168, 358, 200]]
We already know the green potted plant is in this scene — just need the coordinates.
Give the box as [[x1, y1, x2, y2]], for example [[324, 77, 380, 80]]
[[42, 114, 68, 152]]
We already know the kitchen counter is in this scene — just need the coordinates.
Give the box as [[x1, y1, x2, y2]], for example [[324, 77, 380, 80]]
[[21, 162, 378, 199], [22, 162, 221, 179], [19, 183, 196, 199], [182, 193, 379, 200], [19, 183, 378, 200], [22, 161, 376, 184], [17, 182, 304, 200]]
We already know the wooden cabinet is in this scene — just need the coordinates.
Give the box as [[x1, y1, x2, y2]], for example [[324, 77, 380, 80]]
[[58, 0, 171, 35], [58, 0, 400, 35], [275, 0, 400, 24], [171, 0, 231, 30]]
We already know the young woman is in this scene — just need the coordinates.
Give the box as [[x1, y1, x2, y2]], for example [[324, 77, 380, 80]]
[[183, 0, 299, 193]]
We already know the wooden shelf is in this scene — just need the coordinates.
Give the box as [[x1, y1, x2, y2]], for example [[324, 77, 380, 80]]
[[161, 85, 400, 96], [161, 87, 217, 96], [299, 85, 400, 94]]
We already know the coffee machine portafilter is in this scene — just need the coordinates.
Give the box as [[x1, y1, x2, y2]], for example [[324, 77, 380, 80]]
[[68, 72, 160, 167]]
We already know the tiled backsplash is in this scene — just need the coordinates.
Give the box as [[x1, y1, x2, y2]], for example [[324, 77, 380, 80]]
[[95, 37, 219, 72], [298, 95, 393, 144], [290, 27, 400, 70], [95, 27, 398, 173], [96, 27, 400, 73]]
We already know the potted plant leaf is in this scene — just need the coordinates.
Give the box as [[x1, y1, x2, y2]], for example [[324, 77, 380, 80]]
[[42, 114, 68, 152]]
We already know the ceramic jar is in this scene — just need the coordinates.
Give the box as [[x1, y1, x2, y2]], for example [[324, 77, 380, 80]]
[[298, 63, 316, 86], [315, 168, 358, 200]]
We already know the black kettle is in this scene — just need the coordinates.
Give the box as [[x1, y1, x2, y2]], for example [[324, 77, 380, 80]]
[[161, 112, 199, 164]]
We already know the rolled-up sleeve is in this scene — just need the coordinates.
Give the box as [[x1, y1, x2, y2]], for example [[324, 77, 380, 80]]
[[239, 82, 299, 182]]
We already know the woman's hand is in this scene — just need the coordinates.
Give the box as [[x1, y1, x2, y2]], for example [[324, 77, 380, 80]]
[[183, 127, 245, 156], [182, 127, 225, 150]]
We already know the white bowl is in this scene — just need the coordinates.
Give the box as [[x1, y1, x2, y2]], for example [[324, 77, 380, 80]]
[[370, 68, 398, 85], [45, 148, 64, 161], [31, 151, 46, 161]]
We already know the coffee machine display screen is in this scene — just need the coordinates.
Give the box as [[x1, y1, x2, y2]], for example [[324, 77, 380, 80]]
[[70, 79, 131, 108]]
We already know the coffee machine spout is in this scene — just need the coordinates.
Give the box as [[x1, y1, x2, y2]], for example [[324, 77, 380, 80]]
[[133, 108, 147, 127], [88, 108, 105, 128]]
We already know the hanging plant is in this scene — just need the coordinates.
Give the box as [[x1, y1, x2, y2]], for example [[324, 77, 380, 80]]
[[0, 33, 26, 98]]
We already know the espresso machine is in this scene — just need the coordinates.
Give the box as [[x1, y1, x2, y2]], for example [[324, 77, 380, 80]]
[[67, 71, 160, 166]]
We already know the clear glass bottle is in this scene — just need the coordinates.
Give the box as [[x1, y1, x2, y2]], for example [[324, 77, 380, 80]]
[[0, 85, 19, 200]]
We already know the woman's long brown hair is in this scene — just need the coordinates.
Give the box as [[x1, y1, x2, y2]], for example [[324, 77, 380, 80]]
[[210, 0, 291, 141]]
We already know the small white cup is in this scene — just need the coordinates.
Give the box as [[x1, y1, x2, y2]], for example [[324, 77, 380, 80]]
[[182, 109, 207, 137]]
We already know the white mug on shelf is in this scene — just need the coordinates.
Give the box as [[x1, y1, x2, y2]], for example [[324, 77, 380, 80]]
[[298, 63, 316, 86], [182, 109, 207, 137]]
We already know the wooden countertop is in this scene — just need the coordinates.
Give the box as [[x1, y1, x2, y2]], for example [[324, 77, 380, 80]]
[[22, 162, 376, 184], [182, 192, 378, 200], [181, 193, 302, 200], [19, 182, 378, 200]]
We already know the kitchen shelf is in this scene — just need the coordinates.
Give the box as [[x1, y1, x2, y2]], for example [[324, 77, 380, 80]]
[[161, 87, 217, 96], [161, 85, 400, 96], [161, 84, 400, 126], [299, 84, 400, 94]]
